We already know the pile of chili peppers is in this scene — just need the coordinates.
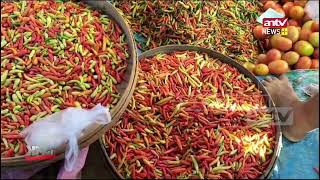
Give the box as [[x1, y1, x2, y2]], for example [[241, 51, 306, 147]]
[[113, 0, 262, 63], [1, 1, 129, 157], [104, 51, 276, 179]]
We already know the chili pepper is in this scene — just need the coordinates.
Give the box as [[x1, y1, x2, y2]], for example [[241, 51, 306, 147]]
[[171, 167, 187, 174], [104, 51, 275, 179], [2, 134, 23, 139], [4, 148, 14, 157], [1, 1, 129, 157], [113, 0, 262, 63]]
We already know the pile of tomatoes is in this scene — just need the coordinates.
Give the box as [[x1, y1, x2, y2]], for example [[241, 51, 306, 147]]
[[243, 0, 319, 76]]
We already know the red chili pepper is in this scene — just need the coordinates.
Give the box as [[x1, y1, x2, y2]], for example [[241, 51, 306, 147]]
[[175, 135, 183, 151], [24, 154, 57, 161], [4, 148, 14, 157], [105, 51, 276, 179], [2, 134, 23, 139], [18, 141, 25, 155], [1, 0, 129, 157], [171, 167, 187, 174]]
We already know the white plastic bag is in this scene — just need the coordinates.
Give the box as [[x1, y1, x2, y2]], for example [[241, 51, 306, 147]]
[[302, 83, 319, 97], [21, 103, 111, 172], [305, 0, 319, 20]]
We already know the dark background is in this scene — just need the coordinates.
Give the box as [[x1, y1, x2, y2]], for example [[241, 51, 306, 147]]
[[31, 141, 116, 179]]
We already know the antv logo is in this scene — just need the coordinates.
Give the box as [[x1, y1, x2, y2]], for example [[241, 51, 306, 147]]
[[263, 18, 288, 28], [262, 18, 288, 35]]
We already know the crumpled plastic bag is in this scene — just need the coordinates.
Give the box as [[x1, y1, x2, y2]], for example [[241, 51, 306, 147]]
[[305, 0, 319, 20], [57, 146, 89, 179], [302, 83, 319, 97], [1, 146, 89, 179], [21, 103, 111, 172]]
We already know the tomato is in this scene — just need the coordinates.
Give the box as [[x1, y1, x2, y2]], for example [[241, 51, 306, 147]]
[[288, 19, 300, 26], [284, 26, 299, 43], [283, 2, 294, 16], [242, 62, 256, 72], [264, 1, 277, 11], [302, 20, 314, 31], [282, 51, 300, 65], [293, 0, 307, 7], [310, 59, 319, 69], [309, 32, 319, 48], [254, 64, 269, 76], [266, 48, 282, 63], [289, 6, 305, 20], [294, 40, 314, 56], [253, 25, 266, 40], [312, 21, 319, 32], [274, 7, 285, 15], [256, 54, 269, 64], [270, 35, 292, 51], [294, 56, 312, 69], [268, 60, 289, 75], [299, 29, 312, 41]]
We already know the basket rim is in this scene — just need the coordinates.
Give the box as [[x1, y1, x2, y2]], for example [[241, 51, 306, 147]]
[[100, 45, 282, 179], [1, 0, 138, 166]]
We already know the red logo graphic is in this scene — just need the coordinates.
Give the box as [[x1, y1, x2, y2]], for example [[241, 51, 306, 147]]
[[263, 18, 288, 28]]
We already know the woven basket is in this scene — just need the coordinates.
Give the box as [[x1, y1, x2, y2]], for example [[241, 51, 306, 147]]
[[1, 0, 138, 168], [99, 45, 282, 179]]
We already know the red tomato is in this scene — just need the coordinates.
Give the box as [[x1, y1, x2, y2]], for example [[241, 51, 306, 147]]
[[312, 21, 319, 32], [256, 54, 269, 64], [268, 60, 289, 75], [310, 59, 319, 69], [254, 64, 269, 76], [264, 1, 277, 11], [253, 25, 266, 40], [293, 0, 307, 7], [283, 2, 294, 16], [266, 49, 282, 63], [295, 56, 312, 69], [288, 19, 300, 26]]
